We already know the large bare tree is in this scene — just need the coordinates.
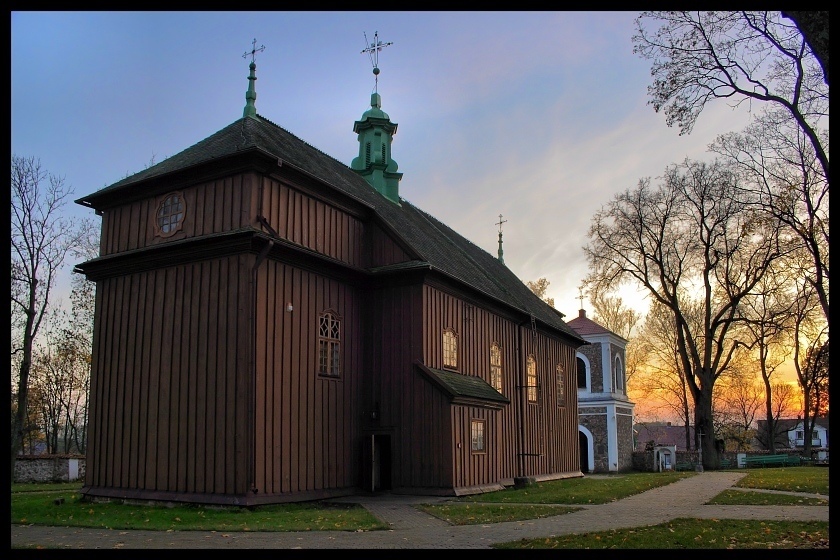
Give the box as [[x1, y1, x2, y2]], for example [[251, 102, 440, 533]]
[[633, 11, 829, 185], [10, 155, 93, 480], [736, 270, 797, 453], [790, 274, 829, 457], [583, 158, 788, 468], [587, 290, 644, 385], [710, 109, 829, 330], [781, 11, 829, 86]]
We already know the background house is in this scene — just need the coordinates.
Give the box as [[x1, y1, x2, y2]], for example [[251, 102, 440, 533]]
[[755, 416, 829, 453], [634, 422, 695, 452], [567, 308, 635, 472]]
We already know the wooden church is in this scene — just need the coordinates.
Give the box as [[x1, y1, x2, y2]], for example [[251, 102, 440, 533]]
[[74, 41, 587, 506]]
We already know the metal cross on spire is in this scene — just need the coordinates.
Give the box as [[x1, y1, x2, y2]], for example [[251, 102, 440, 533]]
[[243, 38, 266, 64], [578, 287, 586, 309], [362, 31, 393, 92], [496, 214, 507, 234]]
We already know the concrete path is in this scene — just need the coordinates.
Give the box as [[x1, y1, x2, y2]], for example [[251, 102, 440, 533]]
[[11, 471, 829, 549]]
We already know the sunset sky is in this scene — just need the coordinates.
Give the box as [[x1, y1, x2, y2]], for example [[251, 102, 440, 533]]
[[12, 11, 756, 320]]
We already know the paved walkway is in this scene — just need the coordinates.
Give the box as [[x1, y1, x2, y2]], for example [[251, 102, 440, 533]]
[[11, 471, 829, 549]]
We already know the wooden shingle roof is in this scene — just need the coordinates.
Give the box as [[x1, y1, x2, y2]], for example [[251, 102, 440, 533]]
[[77, 114, 585, 343]]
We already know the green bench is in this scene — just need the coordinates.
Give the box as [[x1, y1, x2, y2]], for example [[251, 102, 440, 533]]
[[719, 458, 733, 469], [675, 461, 695, 471], [743, 454, 801, 468]]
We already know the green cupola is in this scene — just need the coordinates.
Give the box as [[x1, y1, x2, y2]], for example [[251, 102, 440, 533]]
[[351, 92, 403, 205], [352, 32, 402, 205]]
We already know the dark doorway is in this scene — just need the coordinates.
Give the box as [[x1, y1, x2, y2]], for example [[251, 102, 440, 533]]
[[373, 434, 391, 491], [579, 432, 589, 473]]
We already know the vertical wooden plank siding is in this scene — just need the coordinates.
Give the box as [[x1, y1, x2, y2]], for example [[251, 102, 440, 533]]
[[257, 179, 368, 268], [97, 173, 256, 256], [85, 256, 251, 497], [251, 260, 359, 498], [421, 285, 579, 491]]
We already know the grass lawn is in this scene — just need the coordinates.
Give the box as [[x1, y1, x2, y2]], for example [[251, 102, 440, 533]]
[[12, 466, 827, 536]]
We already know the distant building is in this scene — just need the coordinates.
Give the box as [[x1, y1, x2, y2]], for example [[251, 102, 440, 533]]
[[756, 416, 829, 452], [567, 309, 635, 472], [634, 422, 695, 452]]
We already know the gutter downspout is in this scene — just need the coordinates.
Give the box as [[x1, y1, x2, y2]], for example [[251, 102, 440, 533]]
[[248, 174, 278, 496]]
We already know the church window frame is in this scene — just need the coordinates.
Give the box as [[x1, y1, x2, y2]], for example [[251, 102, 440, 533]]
[[470, 419, 486, 453], [318, 310, 341, 378], [576, 354, 590, 392], [490, 342, 503, 393], [613, 355, 624, 393], [154, 191, 186, 238], [526, 355, 537, 403], [443, 328, 458, 370]]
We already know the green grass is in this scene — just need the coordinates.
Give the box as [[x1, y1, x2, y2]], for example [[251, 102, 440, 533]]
[[11, 467, 828, 534], [707, 490, 828, 506], [458, 471, 695, 504], [493, 518, 829, 549], [11, 486, 387, 532], [734, 466, 829, 495]]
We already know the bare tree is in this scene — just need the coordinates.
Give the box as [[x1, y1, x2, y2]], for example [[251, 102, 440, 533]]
[[526, 277, 555, 308], [587, 289, 644, 385], [781, 11, 829, 85], [755, 382, 801, 449], [633, 11, 829, 184], [713, 367, 763, 452], [790, 275, 829, 457], [736, 270, 797, 453], [632, 299, 696, 450], [710, 109, 829, 330], [583, 158, 788, 468], [10, 155, 93, 480]]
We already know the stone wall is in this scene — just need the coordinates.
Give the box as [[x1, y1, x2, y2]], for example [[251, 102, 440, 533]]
[[14, 455, 86, 483], [580, 410, 609, 472], [616, 412, 634, 471], [578, 343, 603, 392]]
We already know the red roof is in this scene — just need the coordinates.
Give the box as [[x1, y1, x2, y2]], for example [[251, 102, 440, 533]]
[[566, 309, 616, 337]]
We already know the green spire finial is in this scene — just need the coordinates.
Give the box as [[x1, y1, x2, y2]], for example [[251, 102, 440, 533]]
[[242, 38, 265, 118], [496, 214, 507, 264]]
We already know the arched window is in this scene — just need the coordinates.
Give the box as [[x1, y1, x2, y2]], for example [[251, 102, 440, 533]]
[[155, 192, 186, 238], [614, 355, 624, 392], [556, 363, 565, 406], [576, 356, 588, 389], [318, 311, 341, 377], [443, 329, 458, 370], [526, 355, 537, 403], [490, 343, 503, 393]]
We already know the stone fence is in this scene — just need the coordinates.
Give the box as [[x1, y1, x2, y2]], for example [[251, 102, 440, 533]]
[[14, 455, 86, 483]]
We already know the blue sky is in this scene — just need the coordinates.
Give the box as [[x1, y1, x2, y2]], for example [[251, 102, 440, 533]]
[[11, 11, 754, 318]]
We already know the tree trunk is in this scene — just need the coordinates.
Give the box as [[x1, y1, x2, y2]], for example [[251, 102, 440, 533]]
[[694, 389, 719, 469]]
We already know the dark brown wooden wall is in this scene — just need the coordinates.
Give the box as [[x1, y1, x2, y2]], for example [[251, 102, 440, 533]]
[[421, 285, 580, 490], [98, 173, 259, 257], [252, 260, 361, 496], [258, 176, 367, 267], [364, 283, 454, 490], [98, 172, 414, 270], [86, 255, 252, 496]]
